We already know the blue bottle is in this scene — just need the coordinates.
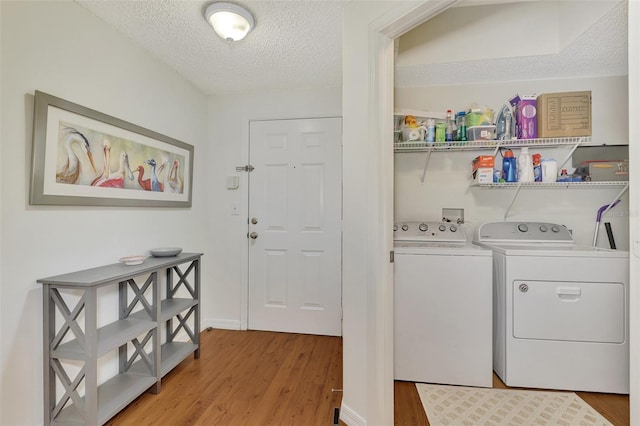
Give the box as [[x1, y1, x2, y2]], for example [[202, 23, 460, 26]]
[[502, 150, 517, 182]]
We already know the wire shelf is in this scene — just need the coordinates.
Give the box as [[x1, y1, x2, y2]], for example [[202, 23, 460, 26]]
[[393, 137, 590, 153], [472, 181, 628, 189]]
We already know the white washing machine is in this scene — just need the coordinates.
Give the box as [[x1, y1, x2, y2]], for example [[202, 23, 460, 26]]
[[394, 221, 493, 387], [474, 221, 629, 394]]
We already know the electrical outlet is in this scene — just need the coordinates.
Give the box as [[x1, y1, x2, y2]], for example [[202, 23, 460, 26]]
[[442, 208, 464, 224]]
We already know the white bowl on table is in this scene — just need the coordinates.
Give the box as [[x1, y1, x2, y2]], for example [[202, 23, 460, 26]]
[[149, 247, 183, 258]]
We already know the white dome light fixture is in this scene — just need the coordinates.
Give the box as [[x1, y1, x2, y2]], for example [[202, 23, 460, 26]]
[[204, 2, 255, 42]]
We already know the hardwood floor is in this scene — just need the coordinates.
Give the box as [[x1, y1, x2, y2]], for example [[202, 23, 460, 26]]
[[106, 329, 342, 426], [106, 329, 628, 425]]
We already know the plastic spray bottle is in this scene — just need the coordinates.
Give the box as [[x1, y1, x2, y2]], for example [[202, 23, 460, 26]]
[[532, 153, 542, 182]]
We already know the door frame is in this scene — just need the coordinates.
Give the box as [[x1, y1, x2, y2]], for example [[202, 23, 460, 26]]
[[362, 1, 638, 424], [627, 1, 639, 424], [240, 113, 343, 331]]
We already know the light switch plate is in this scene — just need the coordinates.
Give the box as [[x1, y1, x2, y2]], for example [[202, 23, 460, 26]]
[[227, 175, 239, 190]]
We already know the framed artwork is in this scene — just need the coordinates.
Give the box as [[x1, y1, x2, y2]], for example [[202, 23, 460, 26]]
[[30, 90, 194, 207]]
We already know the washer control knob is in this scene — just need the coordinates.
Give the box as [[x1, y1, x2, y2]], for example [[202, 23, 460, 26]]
[[551, 225, 561, 233], [539, 225, 548, 232], [401, 224, 409, 231], [450, 225, 457, 232], [439, 224, 446, 232], [393, 224, 398, 232], [419, 223, 428, 232], [517, 223, 529, 233]]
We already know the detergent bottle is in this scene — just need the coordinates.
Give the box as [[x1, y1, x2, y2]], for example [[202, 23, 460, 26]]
[[502, 150, 517, 182], [518, 147, 534, 182]]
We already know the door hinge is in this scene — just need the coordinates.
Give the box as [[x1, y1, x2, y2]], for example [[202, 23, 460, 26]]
[[236, 164, 255, 172], [390, 250, 394, 263]]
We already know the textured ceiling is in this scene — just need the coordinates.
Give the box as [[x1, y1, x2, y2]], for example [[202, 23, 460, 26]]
[[75, 0, 345, 95], [74, 0, 627, 96]]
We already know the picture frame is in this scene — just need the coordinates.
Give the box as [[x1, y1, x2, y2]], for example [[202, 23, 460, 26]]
[[30, 91, 194, 207]]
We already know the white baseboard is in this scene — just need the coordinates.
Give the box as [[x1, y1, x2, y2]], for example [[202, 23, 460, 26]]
[[340, 402, 366, 426], [201, 318, 241, 330]]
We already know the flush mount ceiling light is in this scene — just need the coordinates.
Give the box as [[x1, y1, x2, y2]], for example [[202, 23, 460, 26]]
[[204, 1, 255, 42]]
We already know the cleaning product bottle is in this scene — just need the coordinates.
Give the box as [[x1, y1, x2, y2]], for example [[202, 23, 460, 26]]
[[502, 150, 517, 182], [435, 122, 446, 144], [426, 119, 435, 143], [455, 111, 467, 142], [541, 158, 558, 182], [532, 153, 542, 182], [445, 109, 454, 142], [518, 147, 534, 182]]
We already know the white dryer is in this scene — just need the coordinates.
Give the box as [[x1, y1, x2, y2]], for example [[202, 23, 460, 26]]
[[394, 221, 493, 387], [474, 221, 629, 394]]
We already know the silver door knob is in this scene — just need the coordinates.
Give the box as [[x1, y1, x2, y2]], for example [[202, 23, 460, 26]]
[[251, 217, 258, 224], [249, 232, 258, 239]]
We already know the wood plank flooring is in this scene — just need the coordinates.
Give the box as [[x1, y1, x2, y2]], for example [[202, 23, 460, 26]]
[[106, 328, 343, 426], [106, 329, 628, 425]]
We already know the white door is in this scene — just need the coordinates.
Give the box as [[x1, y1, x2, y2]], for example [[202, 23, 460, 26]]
[[248, 117, 342, 336]]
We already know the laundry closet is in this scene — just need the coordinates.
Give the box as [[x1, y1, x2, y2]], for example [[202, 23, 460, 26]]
[[394, 0, 629, 248], [392, 0, 630, 394]]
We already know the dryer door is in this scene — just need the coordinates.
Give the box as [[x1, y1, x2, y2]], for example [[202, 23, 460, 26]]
[[513, 280, 625, 343]]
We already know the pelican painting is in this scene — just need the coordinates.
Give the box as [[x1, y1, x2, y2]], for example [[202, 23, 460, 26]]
[[91, 139, 135, 188], [165, 159, 184, 194], [56, 127, 97, 184], [31, 91, 193, 206]]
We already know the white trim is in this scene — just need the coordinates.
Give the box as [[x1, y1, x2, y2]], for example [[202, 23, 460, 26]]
[[201, 318, 241, 330], [245, 113, 342, 122], [356, 1, 636, 424], [339, 402, 367, 426], [628, 0, 639, 423], [240, 113, 250, 330], [365, 28, 395, 426], [378, 0, 461, 39], [345, 1, 461, 424]]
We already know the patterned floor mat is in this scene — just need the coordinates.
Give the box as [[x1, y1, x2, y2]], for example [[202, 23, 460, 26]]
[[415, 383, 612, 426]]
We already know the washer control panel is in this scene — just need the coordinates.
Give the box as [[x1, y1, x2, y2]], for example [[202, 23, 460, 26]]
[[475, 221, 573, 243], [394, 222, 466, 243]]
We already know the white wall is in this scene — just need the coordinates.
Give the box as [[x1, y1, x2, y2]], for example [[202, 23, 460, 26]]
[[397, 2, 561, 65], [397, 1, 622, 66], [204, 88, 341, 330], [395, 76, 630, 249], [0, 2, 209, 424], [342, 2, 401, 424]]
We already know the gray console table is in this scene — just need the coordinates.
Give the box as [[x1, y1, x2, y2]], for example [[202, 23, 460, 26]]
[[38, 253, 202, 426]]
